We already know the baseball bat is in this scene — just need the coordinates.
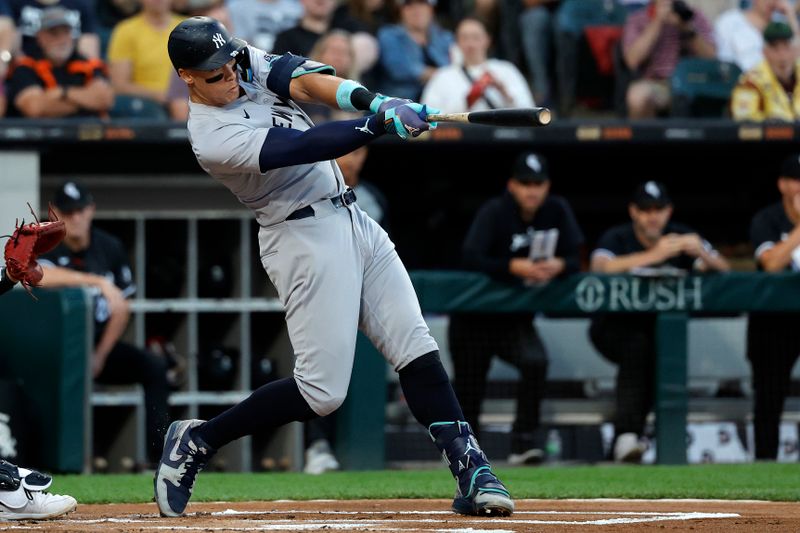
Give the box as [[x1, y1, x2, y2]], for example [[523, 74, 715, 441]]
[[425, 107, 552, 127]]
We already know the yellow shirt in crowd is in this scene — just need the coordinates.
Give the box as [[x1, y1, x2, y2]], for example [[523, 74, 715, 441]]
[[731, 59, 800, 122], [107, 14, 184, 94]]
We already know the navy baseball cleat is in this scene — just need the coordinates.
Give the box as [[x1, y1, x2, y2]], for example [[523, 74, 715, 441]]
[[429, 421, 514, 517], [154, 419, 215, 517]]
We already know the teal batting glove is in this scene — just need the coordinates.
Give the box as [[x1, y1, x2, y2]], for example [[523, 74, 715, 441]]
[[384, 103, 438, 140]]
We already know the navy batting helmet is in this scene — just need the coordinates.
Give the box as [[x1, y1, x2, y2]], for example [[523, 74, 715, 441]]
[[168, 16, 246, 71]]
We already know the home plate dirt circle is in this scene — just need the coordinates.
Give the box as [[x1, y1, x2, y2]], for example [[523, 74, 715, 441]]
[[2, 499, 799, 532]]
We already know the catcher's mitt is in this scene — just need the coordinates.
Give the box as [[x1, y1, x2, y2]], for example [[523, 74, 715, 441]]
[[3, 205, 65, 290]]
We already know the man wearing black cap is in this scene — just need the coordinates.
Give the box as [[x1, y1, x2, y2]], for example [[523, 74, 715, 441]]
[[448, 152, 584, 465], [36, 181, 170, 469], [589, 181, 729, 462], [747, 153, 800, 460], [731, 21, 800, 122], [5, 6, 113, 118]]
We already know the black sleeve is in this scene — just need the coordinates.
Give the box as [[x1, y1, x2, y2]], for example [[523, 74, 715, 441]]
[[461, 203, 509, 278], [91, 62, 108, 80], [750, 209, 776, 253], [110, 237, 135, 296], [594, 226, 623, 257], [6, 66, 43, 106], [0, 268, 16, 296], [331, 10, 369, 33], [554, 198, 584, 275], [271, 30, 292, 56]]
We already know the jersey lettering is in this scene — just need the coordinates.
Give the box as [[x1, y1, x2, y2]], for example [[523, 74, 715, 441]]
[[271, 99, 293, 128]]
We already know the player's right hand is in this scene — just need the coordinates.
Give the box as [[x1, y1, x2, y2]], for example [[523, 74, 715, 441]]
[[384, 103, 437, 140]]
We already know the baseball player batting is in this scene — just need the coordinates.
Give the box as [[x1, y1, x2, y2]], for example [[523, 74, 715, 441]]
[[0, 211, 78, 520], [155, 16, 513, 518]]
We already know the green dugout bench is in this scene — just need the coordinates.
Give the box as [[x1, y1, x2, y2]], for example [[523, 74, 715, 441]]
[[2, 273, 800, 471]]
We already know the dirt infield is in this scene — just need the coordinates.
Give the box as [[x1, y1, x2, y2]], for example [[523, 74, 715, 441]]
[[2, 499, 799, 532]]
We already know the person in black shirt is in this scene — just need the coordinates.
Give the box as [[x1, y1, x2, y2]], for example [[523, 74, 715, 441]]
[[589, 181, 729, 463], [272, 0, 365, 57], [747, 153, 800, 460], [38, 181, 170, 468], [5, 6, 113, 119], [448, 152, 584, 465]]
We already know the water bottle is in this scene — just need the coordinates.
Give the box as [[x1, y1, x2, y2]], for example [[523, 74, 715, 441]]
[[546, 429, 562, 462]]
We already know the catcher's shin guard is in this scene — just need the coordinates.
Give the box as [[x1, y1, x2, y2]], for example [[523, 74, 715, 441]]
[[429, 421, 514, 517]]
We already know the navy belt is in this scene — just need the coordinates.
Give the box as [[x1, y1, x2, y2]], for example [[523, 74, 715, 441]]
[[286, 188, 357, 221]]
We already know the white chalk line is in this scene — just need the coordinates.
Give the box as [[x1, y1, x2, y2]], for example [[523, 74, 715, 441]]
[[0, 511, 740, 531], [210, 509, 736, 517]]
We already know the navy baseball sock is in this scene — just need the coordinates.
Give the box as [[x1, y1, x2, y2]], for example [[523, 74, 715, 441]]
[[195, 377, 317, 450], [399, 350, 464, 428]]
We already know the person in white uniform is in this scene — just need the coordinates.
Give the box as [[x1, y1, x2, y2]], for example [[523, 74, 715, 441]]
[[422, 17, 534, 113], [154, 16, 514, 519]]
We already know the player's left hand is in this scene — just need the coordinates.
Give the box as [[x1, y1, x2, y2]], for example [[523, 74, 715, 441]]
[[370, 94, 409, 114], [384, 103, 439, 140]]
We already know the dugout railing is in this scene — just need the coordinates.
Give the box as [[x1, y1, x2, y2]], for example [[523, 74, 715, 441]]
[[407, 270, 800, 465]]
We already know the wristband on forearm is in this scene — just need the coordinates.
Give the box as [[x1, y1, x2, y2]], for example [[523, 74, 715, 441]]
[[335, 80, 393, 112]]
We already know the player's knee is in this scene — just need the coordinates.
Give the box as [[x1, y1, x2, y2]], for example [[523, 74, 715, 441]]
[[313, 394, 347, 417]]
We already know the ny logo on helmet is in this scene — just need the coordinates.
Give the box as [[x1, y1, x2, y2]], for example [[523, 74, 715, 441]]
[[212, 33, 226, 49]]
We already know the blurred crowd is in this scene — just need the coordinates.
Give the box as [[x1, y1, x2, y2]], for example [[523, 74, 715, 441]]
[[0, 0, 798, 121]]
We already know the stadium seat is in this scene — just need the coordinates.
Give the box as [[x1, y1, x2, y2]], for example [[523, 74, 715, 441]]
[[110, 95, 169, 120], [670, 58, 742, 118]]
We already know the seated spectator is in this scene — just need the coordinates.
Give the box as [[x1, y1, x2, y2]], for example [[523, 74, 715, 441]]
[[747, 153, 800, 460], [228, 0, 301, 52], [39, 180, 171, 468], [0, 5, 15, 117], [8, 0, 100, 58], [622, 0, 715, 118], [551, 0, 633, 116], [107, 0, 182, 113], [731, 21, 800, 121], [334, 0, 391, 35], [272, 0, 377, 79], [518, 0, 559, 107], [449, 152, 584, 466], [376, 0, 452, 100], [715, 0, 800, 73], [301, 30, 359, 123], [421, 17, 534, 113], [272, 0, 364, 56], [589, 181, 729, 463], [175, 0, 233, 31], [166, 69, 189, 121], [95, 0, 139, 55], [5, 7, 113, 118]]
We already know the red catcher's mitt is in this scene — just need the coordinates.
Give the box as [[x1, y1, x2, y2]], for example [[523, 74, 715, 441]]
[[4, 205, 66, 290]]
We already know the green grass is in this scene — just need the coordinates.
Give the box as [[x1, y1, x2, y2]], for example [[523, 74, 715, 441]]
[[54, 463, 800, 504]]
